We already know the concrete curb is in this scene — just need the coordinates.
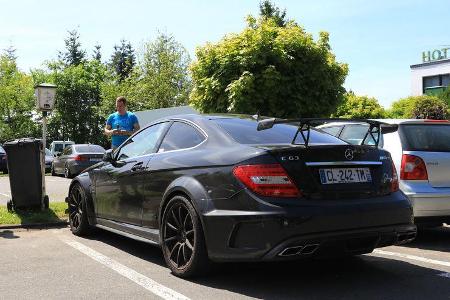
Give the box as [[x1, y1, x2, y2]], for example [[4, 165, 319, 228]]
[[0, 221, 68, 230]]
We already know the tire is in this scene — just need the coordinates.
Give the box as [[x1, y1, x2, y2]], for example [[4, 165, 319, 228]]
[[64, 165, 72, 179], [3, 168, 8, 174], [161, 195, 210, 278], [43, 195, 49, 209], [51, 164, 56, 176], [68, 183, 91, 236]]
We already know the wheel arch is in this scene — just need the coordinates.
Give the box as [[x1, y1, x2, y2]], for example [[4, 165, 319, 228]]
[[68, 173, 96, 225], [158, 176, 210, 229]]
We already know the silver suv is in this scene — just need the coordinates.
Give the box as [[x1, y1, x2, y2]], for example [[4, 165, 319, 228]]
[[318, 119, 450, 227]]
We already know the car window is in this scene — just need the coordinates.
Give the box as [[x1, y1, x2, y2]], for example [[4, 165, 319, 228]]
[[45, 148, 52, 156], [62, 146, 72, 155], [74, 145, 105, 153], [0, 145, 4, 153], [158, 122, 205, 152], [54, 144, 64, 153], [117, 122, 168, 160], [400, 124, 450, 152], [320, 126, 342, 137], [339, 124, 380, 146], [213, 118, 346, 145]]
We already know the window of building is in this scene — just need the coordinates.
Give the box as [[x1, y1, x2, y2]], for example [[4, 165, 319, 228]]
[[423, 73, 450, 93]]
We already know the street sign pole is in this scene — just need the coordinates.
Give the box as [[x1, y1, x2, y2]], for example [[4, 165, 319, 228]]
[[41, 111, 47, 210]]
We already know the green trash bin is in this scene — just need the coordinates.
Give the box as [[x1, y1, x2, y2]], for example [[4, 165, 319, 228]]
[[3, 138, 48, 210]]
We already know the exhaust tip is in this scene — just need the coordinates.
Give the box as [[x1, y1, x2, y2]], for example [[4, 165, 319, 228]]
[[300, 244, 319, 255], [278, 246, 303, 257]]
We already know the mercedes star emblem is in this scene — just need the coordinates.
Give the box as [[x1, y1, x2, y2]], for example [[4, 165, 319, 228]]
[[345, 149, 354, 160]]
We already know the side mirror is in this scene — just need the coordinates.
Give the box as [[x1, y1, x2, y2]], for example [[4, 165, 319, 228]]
[[103, 149, 114, 162]]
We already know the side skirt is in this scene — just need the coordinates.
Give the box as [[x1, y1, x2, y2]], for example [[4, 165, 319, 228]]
[[95, 218, 161, 246]]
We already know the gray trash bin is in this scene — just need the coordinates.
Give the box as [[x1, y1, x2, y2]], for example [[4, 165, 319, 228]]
[[3, 138, 48, 210]]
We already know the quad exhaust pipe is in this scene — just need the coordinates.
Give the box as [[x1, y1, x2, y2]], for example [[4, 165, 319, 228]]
[[278, 244, 320, 257]]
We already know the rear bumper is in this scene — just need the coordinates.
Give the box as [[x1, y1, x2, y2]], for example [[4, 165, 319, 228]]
[[406, 192, 450, 218], [201, 190, 415, 262]]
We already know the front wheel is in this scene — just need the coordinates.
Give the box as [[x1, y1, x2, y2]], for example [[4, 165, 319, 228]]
[[161, 195, 210, 278], [68, 183, 91, 236]]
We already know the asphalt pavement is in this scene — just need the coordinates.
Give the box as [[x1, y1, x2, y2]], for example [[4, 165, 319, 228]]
[[0, 175, 71, 205], [0, 226, 449, 299]]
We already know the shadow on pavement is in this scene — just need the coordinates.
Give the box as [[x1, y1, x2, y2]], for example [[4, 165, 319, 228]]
[[80, 229, 450, 299], [0, 230, 19, 239], [401, 226, 450, 252]]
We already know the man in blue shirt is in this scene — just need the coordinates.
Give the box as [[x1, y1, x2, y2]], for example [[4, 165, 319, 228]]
[[104, 96, 140, 149]]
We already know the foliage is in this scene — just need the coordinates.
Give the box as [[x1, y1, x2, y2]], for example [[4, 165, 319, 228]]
[[92, 44, 102, 62], [0, 54, 38, 143], [411, 96, 448, 119], [189, 15, 348, 118], [387, 95, 448, 119], [110, 39, 135, 82], [46, 60, 109, 146], [334, 92, 386, 119], [259, 0, 287, 27], [58, 29, 86, 67], [136, 32, 192, 109]]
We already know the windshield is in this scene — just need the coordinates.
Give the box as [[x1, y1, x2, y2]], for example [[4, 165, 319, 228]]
[[401, 124, 450, 152], [45, 148, 52, 156], [213, 118, 347, 145]]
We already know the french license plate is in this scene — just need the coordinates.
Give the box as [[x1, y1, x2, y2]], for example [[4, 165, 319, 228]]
[[319, 168, 372, 184]]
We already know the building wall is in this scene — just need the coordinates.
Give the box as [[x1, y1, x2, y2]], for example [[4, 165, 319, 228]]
[[411, 59, 450, 96]]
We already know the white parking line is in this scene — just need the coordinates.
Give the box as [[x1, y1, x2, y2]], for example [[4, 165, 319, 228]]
[[0, 192, 10, 197], [60, 238, 190, 300], [373, 249, 450, 268]]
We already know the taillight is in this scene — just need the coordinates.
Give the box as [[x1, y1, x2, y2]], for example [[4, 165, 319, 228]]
[[74, 155, 88, 161], [400, 154, 428, 180], [391, 161, 399, 192], [233, 164, 301, 197]]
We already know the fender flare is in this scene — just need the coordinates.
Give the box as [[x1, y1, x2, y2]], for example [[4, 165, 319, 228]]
[[67, 173, 96, 225], [158, 176, 210, 228]]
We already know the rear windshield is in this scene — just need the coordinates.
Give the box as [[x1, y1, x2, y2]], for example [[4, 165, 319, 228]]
[[213, 118, 346, 145], [401, 124, 450, 152], [74, 145, 105, 153]]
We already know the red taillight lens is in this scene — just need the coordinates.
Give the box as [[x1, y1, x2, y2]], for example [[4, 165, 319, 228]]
[[74, 155, 88, 161], [400, 154, 428, 180], [391, 161, 399, 192], [233, 164, 301, 197]]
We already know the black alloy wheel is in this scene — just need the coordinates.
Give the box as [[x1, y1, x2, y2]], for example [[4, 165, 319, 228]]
[[161, 195, 209, 277], [68, 183, 90, 236]]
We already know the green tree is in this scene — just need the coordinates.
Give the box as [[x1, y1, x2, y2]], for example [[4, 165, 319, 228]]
[[388, 95, 448, 119], [110, 39, 135, 82], [189, 14, 348, 118], [93, 44, 102, 62], [259, 0, 287, 27], [58, 30, 86, 66], [0, 53, 38, 142], [334, 92, 385, 119]]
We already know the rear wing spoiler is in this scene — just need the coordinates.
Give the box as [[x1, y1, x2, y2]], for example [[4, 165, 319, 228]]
[[256, 117, 398, 147]]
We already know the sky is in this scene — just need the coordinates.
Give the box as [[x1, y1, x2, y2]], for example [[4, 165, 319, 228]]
[[0, 0, 448, 108]]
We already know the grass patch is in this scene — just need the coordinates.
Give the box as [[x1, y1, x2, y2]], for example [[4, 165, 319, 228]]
[[0, 202, 68, 225]]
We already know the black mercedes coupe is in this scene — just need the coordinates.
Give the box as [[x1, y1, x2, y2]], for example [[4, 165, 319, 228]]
[[66, 114, 416, 277]]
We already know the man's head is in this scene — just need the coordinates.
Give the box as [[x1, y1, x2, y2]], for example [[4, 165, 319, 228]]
[[116, 96, 127, 115]]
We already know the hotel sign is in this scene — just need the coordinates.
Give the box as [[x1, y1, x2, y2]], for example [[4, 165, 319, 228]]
[[422, 48, 450, 63]]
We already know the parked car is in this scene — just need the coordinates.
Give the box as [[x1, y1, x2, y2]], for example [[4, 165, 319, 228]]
[[318, 119, 450, 227], [0, 145, 7, 174], [52, 144, 105, 178], [49, 140, 75, 157], [45, 148, 54, 172], [66, 114, 415, 278]]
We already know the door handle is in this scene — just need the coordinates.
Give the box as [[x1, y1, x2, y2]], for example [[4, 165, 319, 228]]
[[131, 162, 144, 172]]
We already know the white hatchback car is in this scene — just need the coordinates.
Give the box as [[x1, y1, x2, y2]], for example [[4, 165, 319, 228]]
[[318, 119, 450, 227]]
